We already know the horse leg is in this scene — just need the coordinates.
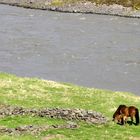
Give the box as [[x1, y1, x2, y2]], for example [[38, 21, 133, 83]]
[[121, 117, 124, 125], [123, 116, 128, 125], [120, 115, 125, 125], [131, 116, 134, 125]]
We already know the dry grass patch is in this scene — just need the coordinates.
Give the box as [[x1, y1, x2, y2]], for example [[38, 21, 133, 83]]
[[41, 134, 65, 140]]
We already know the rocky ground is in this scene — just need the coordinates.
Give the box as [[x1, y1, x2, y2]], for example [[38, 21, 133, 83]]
[[0, 105, 107, 124], [0, 104, 107, 135], [0, 0, 140, 18], [0, 123, 78, 135]]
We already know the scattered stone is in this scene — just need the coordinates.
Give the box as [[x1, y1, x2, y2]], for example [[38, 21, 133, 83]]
[[66, 121, 78, 128], [0, 105, 108, 124], [0, 105, 108, 135], [0, 123, 78, 135]]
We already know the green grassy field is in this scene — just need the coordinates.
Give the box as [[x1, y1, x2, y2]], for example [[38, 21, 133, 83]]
[[0, 73, 140, 140]]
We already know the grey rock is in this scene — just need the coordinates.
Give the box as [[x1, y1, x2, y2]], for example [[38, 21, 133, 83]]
[[0, 105, 108, 125]]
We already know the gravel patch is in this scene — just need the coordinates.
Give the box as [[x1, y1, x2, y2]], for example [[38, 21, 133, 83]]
[[0, 0, 140, 18]]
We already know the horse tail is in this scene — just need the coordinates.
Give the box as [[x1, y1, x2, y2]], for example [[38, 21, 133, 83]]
[[135, 108, 139, 125]]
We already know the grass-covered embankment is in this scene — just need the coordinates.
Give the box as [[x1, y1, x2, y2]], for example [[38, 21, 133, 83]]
[[0, 73, 140, 140]]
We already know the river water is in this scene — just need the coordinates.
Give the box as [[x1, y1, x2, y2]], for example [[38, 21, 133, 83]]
[[0, 4, 140, 95]]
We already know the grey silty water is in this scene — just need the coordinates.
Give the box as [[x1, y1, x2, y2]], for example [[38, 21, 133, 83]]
[[0, 5, 140, 95]]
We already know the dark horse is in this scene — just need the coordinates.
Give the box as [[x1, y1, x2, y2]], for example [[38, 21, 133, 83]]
[[113, 105, 139, 125]]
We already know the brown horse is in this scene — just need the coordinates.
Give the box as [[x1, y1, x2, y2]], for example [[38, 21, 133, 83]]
[[113, 105, 126, 125], [113, 105, 139, 125]]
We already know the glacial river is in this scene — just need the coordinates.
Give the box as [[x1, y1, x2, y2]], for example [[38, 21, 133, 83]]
[[0, 4, 140, 95]]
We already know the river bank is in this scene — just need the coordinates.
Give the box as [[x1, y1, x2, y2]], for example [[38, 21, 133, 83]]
[[1, 4, 140, 95], [0, 0, 140, 18]]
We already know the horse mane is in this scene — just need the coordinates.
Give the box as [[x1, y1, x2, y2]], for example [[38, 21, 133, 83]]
[[113, 105, 127, 118]]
